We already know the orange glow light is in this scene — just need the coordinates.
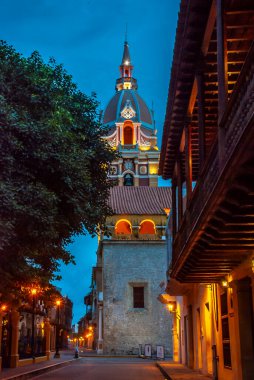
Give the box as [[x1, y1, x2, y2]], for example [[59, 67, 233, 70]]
[[1, 305, 7, 311], [221, 280, 228, 288], [168, 303, 174, 312], [31, 288, 37, 296], [139, 219, 156, 235], [167, 301, 176, 313], [56, 299, 61, 306]]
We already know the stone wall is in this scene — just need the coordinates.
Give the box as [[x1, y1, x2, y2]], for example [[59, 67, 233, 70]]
[[102, 240, 172, 356]]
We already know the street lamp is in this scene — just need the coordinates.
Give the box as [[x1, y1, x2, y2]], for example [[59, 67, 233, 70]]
[[31, 288, 37, 359], [167, 301, 176, 313], [54, 299, 61, 358]]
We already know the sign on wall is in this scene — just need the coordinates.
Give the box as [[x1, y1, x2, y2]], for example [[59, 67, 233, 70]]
[[144, 344, 152, 357], [156, 345, 165, 359]]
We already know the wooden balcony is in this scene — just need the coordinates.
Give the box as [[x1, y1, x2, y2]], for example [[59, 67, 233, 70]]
[[171, 44, 254, 282]]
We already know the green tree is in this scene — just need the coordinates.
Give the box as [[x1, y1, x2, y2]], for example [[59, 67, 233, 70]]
[[0, 41, 116, 300]]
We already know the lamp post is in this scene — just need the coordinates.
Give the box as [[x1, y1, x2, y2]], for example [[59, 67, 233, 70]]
[[54, 299, 61, 358], [31, 288, 37, 359]]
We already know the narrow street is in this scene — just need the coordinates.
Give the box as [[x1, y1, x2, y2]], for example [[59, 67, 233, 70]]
[[31, 358, 164, 380]]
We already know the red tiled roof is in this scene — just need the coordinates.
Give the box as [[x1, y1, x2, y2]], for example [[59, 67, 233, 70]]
[[109, 186, 171, 215]]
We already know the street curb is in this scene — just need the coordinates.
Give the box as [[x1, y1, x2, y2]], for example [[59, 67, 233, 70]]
[[2, 359, 77, 380], [156, 362, 172, 380]]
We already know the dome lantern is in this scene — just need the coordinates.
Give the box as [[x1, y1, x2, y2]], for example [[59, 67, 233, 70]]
[[116, 40, 137, 91]]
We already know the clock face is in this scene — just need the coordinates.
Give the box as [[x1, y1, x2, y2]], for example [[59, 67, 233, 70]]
[[124, 160, 133, 170], [121, 100, 136, 120], [122, 108, 135, 119], [140, 165, 147, 174]]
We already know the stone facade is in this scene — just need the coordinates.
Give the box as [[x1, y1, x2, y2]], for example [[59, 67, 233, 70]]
[[102, 240, 172, 355]]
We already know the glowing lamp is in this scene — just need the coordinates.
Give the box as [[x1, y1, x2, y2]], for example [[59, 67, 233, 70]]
[[31, 288, 37, 296], [125, 60, 129, 65], [167, 301, 176, 313], [221, 279, 229, 288], [1, 305, 7, 311], [149, 164, 158, 175], [56, 299, 61, 306]]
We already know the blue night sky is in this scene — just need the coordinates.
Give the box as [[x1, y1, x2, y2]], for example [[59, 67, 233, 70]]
[[1, 0, 180, 323]]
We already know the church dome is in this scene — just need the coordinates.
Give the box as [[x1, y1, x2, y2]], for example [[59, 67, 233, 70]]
[[103, 89, 154, 130]]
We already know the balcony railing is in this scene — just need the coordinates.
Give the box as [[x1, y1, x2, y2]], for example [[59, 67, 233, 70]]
[[116, 77, 137, 85], [172, 43, 254, 268], [119, 144, 138, 151], [109, 233, 162, 241]]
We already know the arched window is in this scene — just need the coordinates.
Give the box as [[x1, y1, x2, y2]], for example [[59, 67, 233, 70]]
[[139, 220, 156, 235], [115, 219, 132, 235], [124, 126, 133, 145], [124, 173, 134, 186]]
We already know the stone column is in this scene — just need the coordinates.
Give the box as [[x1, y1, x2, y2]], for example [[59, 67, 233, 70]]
[[134, 159, 139, 186], [187, 305, 194, 369], [118, 159, 123, 186], [133, 125, 137, 145], [172, 313, 179, 362], [44, 317, 51, 360], [119, 124, 123, 145], [97, 305, 103, 354], [10, 310, 19, 368]]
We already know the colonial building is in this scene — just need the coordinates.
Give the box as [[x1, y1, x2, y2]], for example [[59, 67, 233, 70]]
[[0, 293, 72, 369], [92, 41, 172, 356], [160, 1, 254, 379]]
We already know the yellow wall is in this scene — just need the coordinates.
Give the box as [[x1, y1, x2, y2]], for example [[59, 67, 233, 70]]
[[172, 260, 254, 380]]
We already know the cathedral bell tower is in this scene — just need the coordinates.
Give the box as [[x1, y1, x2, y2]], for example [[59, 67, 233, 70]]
[[102, 40, 160, 187], [93, 39, 172, 357]]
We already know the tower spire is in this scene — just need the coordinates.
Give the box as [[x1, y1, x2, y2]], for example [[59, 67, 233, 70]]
[[116, 38, 137, 91], [121, 40, 131, 66]]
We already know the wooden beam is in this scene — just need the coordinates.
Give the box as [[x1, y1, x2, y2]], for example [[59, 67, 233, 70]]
[[177, 158, 183, 224], [196, 58, 206, 173], [226, 10, 254, 15], [185, 120, 192, 204], [188, 77, 198, 115], [172, 179, 177, 241], [201, 0, 216, 55], [216, 0, 228, 167]]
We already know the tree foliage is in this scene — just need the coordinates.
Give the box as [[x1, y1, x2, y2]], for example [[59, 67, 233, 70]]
[[0, 41, 116, 300]]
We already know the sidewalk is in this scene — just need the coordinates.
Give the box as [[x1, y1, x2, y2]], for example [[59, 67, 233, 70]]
[[156, 361, 212, 380], [0, 350, 76, 380]]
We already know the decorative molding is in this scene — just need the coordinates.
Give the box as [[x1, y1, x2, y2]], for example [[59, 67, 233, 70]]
[[108, 137, 117, 148], [103, 130, 117, 140], [140, 136, 150, 147], [121, 99, 136, 119]]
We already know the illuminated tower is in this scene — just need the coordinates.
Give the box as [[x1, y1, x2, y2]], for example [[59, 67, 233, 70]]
[[103, 40, 159, 187], [92, 40, 172, 357]]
